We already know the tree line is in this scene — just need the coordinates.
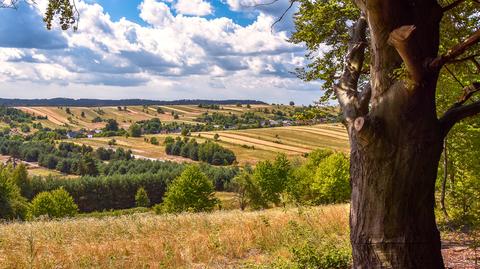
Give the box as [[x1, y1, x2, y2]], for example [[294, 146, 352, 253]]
[[164, 136, 236, 165]]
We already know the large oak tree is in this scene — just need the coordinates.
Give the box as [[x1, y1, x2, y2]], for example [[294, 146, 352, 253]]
[[290, 0, 479, 267], [3, 0, 479, 267]]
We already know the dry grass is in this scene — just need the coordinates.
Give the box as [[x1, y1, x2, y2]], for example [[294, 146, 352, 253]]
[[0, 205, 350, 269]]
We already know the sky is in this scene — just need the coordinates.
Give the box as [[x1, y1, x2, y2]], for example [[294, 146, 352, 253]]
[[0, 0, 324, 104]]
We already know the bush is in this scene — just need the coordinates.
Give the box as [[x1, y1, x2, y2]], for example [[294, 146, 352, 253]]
[[135, 187, 150, 207], [150, 137, 159, 145], [0, 167, 28, 220], [252, 154, 291, 206], [29, 188, 78, 219], [129, 123, 142, 137], [312, 153, 350, 204], [286, 150, 350, 205], [159, 165, 218, 213], [104, 119, 119, 132], [291, 242, 351, 269]]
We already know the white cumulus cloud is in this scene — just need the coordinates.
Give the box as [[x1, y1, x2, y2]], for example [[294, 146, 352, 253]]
[[0, 0, 322, 104], [174, 0, 213, 16]]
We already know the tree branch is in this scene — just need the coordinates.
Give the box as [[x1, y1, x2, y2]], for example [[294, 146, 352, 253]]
[[271, 0, 295, 31], [447, 54, 479, 64], [471, 58, 480, 72], [358, 84, 372, 116], [430, 29, 480, 69], [442, 0, 466, 12], [439, 82, 480, 135], [388, 25, 423, 83], [454, 82, 480, 107], [335, 13, 368, 124]]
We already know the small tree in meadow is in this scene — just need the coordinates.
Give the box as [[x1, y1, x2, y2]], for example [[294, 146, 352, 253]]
[[213, 133, 220, 141], [159, 165, 217, 213], [150, 137, 159, 145], [135, 187, 150, 208], [312, 153, 350, 204], [253, 154, 291, 207], [29, 188, 78, 219], [129, 123, 142, 137]]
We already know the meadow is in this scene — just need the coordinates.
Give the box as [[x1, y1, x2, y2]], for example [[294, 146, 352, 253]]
[[0, 205, 351, 269], [0, 204, 475, 268]]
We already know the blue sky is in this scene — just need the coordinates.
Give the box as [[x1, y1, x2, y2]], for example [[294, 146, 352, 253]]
[[0, 0, 323, 104], [91, 0, 256, 26]]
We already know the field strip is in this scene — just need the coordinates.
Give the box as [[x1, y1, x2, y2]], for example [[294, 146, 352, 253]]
[[19, 107, 66, 125], [235, 131, 348, 152], [286, 127, 349, 140], [212, 133, 311, 153], [172, 105, 204, 114], [159, 106, 190, 114], [199, 133, 296, 153], [125, 108, 140, 114], [312, 124, 347, 132], [229, 132, 318, 150], [221, 106, 245, 112]]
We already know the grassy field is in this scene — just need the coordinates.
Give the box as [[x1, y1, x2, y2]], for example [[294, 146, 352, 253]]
[[16, 104, 296, 130], [70, 124, 349, 165], [0, 205, 350, 269], [0, 204, 475, 268]]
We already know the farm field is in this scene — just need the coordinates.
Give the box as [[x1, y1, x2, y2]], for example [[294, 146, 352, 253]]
[[0, 204, 474, 268], [0, 205, 350, 268], [70, 124, 349, 165], [16, 104, 297, 130]]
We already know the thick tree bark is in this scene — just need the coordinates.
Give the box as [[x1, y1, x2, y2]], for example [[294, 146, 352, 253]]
[[327, 0, 480, 265], [339, 0, 451, 267], [349, 106, 445, 268]]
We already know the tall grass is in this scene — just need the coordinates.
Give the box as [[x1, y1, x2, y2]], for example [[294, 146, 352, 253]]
[[0, 205, 349, 268]]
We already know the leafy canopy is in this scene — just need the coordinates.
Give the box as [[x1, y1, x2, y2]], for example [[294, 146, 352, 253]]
[[160, 165, 218, 213]]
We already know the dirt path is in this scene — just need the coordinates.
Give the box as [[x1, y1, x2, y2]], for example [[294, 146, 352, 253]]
[[442, 232, 480, 268]]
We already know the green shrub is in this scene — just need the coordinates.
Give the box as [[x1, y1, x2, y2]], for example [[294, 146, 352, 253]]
[[29, 188, 78, 219], [0, 168, 28, 220], [135, 187, 150, 207], [150, 137, 159, 145], [291, 242, 351, 269], [252, 154, 291, 207], [159, 165, 218, 213], [129, 123, 142, 137], [312, 153, 350, 204]]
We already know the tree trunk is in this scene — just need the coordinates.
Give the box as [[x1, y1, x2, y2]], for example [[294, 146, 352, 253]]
[[341, 1, 448, 267], [349, 112, 445, 268]]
